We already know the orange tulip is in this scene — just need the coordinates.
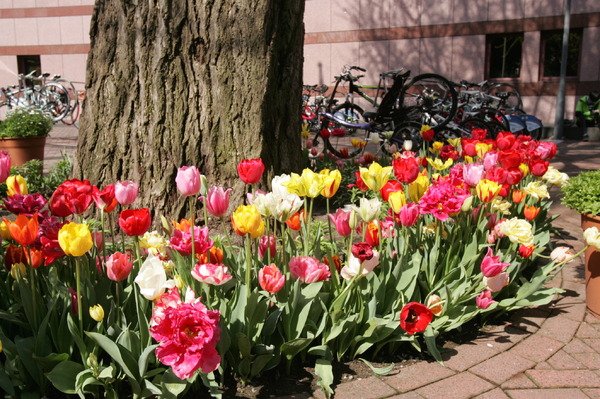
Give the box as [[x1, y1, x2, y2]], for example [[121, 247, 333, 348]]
[[172, 218, 192, 232], [25, 248, 43, 268], [523, 205, 540, 221], [286, 210, 305, 231], [4, 213, 39, 246], [197, 246, 224, 264], [512, 189, 525, 204]]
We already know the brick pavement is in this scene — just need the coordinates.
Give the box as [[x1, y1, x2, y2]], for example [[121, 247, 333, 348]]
[[44, 128, 600, 399]]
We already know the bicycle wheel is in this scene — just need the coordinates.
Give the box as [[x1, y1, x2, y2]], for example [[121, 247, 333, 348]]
[[390, 121, 423, 152], [41, 82, 70, 122], [54, 78, 80, 125], [459, 118, 493, 139], [324, 102, 366, 159], [399, 73, 458, 132], [488, 83, 522, 110]]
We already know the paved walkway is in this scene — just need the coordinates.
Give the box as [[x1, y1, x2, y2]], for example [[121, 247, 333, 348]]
[[45, 127, 600, 399]]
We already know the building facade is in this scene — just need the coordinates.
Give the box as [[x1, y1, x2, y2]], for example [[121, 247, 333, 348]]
[[1, 0, 599, 124]]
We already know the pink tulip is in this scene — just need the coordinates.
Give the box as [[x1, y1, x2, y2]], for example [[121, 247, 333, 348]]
[[106, 252, 133, 281], [399, 203, 419, 227], [115, 180, 139, 205], [327, 208, 352, 237], [258, 263, 285, 293], [176, 166, 202, 196], [191, 263, 232, 286], [476, 290, 496, 309], [288, 256, 330, 283], [0, 151, 11, 184], [480, 247, 510, 278], [483, 151, 498, 171], [92, 232, 103, 251], [484, 272, 509, 292], [204, 186, 232, 218], [463, 163, 485, 187], [550, 246, 574, 263], [259, 235, 276, 259]]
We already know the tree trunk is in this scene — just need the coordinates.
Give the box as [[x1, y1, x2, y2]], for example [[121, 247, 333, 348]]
[[73, 0, 305, 221]]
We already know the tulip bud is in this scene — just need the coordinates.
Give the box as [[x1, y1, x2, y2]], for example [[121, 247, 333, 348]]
[[89, 304, 105, 322]]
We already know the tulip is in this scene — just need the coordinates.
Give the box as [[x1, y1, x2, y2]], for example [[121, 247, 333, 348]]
[[258, 263, 285, 293], [529, 158, 549, 177], [10, 262, 26, 279], [476, 179, 502, 203], [4, 244, 26, 269], [203, 186, 232, 218], [285, 210, 304, 231], [198, 246, 225, 265], [380, 180, 403, 202], [119, 208, 152, 236], [3, 193, 46, 217], [320, 169, 342, 198], [58, 223, 93, 257], [512, 190, 525, 204], [359, 162, 392, 191], [176, 166, 202, 196], [550, 246, 574, 263], [106, 252, 134, 281], [484, 272, 509, 292], [475, 142, 492, 158], [341, 250, 380, 280], [480, 247, 510, 277], [191, 263, 233, 286], [349, 171, 369, 191], [134, 254, 176, 300], [231, 205, 264, 238], [5, 213, 38, 246], [483, 151, 498, 171], [6, 175, 28, 196], [365, 221, 379, 247], [476, 290, 496, 309], [288, 256, 331, 283], [349, 197, 382, 223], [518, 244, 535, 258], [351, 242, 374, 262], [0, 151, 11, 184], [408, 173, 429, 202], [169, 226, 214, 257], [284, 169, 326, 198], [463, 163, 485, 187], [388, 190, 407, 214], [399, 203, 420, 227], [392, 157, 420, 184], [25, 248, 43, 268], [328, 208, 352, 237], [420, 125, 434, 141], [426, 295, 444, 316], [62, 179, 94, 214], [49, 185, 73, 217], [400, 302, 433, 335], [523, 205, 540, 221], [115, 180, 139, 205], [584, 227, 600, 250], [92, 184, 118, 212], [425, 157, 453, 171], [237, 158, 265, 184], [0, 221, 10, 240], [89, 305, 105, 322], [259, 235, 276, 259]]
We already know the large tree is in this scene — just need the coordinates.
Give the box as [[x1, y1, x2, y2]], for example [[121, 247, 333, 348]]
[[73, 0, 305, 219]]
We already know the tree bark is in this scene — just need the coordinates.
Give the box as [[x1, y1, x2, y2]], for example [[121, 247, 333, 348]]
[[74, 0, 305, 220]]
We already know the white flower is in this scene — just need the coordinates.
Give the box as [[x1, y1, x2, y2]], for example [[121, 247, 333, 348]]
[[269, 174, 304, 222], [134, 254, 176, 300], [348, 197, 382, 223], [523, 181, 550, 200], [584, 227, 600, 250], [550, 246, 574, 263], [340, 250, 380, 280], [484, 272, 509, 292], [542, 166, 569, 187], [491, 198, 511, 215], [498, 217, 534, 247], [139, 231, 168, 255]]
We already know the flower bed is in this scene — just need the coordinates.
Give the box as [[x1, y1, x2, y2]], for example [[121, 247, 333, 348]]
[[0, 131, 599, 398]]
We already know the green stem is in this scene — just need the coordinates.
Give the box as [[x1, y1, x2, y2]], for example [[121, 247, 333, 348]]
[[100, 210, 107, 268], [75, 257, 83, 337], [28, 247, 37, 330], [190, 196, 196, 269], [245, 235, 252, 300]]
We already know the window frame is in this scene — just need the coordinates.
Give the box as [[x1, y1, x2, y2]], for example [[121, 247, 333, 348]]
[[485, 32, 524, 81], [539, 28, 583, 81]]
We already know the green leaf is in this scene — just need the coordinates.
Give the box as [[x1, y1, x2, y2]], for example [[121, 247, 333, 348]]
[[250, 354, 275, 378], [86, 332, 141, 392], [280, 337, 313, 358], [301, 281, 323, 299], [314, 358, 334, 398], [139, 344, 158, 378], [46, 360, 85, 394], [0, 366, 15, 396], [236, 333, 252, 358], [424, 325, 443, 364], [15, 336, 42, 387], [159, 369, 189, 397], [358, 358, 395, 375]]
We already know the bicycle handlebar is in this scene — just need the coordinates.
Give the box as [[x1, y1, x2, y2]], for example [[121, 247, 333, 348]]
[[350, 66, 366, 72]]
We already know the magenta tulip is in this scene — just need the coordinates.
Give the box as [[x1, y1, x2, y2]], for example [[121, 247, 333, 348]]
[[115, 180, 139, 205], [259, 235, 276, 259], [0, 151, 11, 184], [327, 208, 352, 237], [204, 186, 232, 218], [476, 290, 496, 309], [399, 203, 419, 227], [258, 263, 285, 293], [106, 252, 133, 281], [480, 247, 510, 278], [176, 166, 202, 196]]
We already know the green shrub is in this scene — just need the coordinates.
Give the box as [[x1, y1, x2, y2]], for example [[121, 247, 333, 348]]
[[0, 154, 72, 198], [561, 170, 600, 216], [0, 107, 53, 138]]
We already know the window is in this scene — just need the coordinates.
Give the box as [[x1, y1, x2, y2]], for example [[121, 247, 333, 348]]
[[487, 33, 523, 79], [541, 29, 582, 78], [16, 55, 41, 76]]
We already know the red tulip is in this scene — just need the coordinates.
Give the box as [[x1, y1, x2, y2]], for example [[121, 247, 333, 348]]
[[92, 185, 118, 212], [380, 180, 404, 202], [392, 157, 420, 184], [497, 150, 522, 169], [119, 208, 151, 236], [106, 252, 133, 281], [351, 242, 373, 263], [4, 244, 26, 269], [258, 263, 285, 293], [518, 244, 535, 258], [237, 159, 265, 184], [471, 128, 488, 141], [259, 235, 276, 259], [348, 171, 369, 191], [421, 128, 434, 141], [529, 158, 549, 177], [505, 167, 524, 186], [461, 138, 478, 157], [496, 132, 516, 150], [400, 302, 434, 335], [365, 222, 379, 247]]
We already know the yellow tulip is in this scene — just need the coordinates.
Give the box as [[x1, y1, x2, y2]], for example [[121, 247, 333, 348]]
[[388, 190, 407, 214], [476, 179, 502, 203], [519, 163, 529, 177], [283, 168, 326, 198], [464, 155, 474, 164], [430, 141, 444, 154], [6, 175, 28, 196], [10, 263, 26, 279], [475, 142, 492, 158], [58, 223, 93, 257], [426, 157, 453, 171], [231, 205, 265, 238], [0, 221, 11, 241], [320, 169, 342, 198], [301, 123, 311, 139], [359, 162, 392, 191], [408, 174, 430, 202], [447, 138, 461, 148], [89, 304, 105, 322]]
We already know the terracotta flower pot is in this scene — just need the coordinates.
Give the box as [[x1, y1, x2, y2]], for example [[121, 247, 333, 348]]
[[0, 136, 46, 166], [582, 213, 600, 319]]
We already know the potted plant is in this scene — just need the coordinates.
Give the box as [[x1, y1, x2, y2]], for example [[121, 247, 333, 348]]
[[0, 106, 53, 166], [561, 170, 600, 318]]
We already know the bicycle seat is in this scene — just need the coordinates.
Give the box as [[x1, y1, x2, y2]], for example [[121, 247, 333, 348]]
[[363, 111, 377, 121], [380, 69, 404, 78]]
